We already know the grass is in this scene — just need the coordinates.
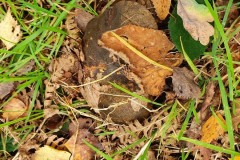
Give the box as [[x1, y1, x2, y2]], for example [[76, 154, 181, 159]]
[[0, 0, 240, 159]]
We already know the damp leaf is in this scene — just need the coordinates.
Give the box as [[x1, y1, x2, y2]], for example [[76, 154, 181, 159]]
[[99, 25, 182, 96]]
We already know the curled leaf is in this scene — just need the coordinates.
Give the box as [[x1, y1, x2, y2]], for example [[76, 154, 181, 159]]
[[100, 25, 182, 96]]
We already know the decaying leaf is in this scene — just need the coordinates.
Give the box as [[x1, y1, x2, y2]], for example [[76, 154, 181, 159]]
[[177, 0, 214, 45], [201, 113, 226, 143], [232, 98, 240, 132], [65, 129, 102, 160], [0, 9, 22, 50], [172, 67, 201, 99], [82, 1, 159, 124], [2, 98, 27, 120], [200, 82, 216, 122], [169, 7, 207, 60], [14, 60, 35, 76], [69, 118, 96, 136], [100, 25, 182, 96], [151, 0, 171, 20], [32, 145, 71, 160], [43, 108, 64, 130], [0, 82, 15, 100], [44, 53, 80, 107]]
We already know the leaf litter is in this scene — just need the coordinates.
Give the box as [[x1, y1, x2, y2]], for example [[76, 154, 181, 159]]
[[1, 1, 240, 160], [0, 9, 22, 50]]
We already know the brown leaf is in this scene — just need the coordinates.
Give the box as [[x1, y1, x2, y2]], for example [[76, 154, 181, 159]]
[[151, 0, 171, 20], [201, 82, 216, 111], [2, 98, 27, 120], [177, 0, 214, 45], [200, 82, 216, 122], [43, 108, 64, 130], [201, 113, 226, 143], [65, 129, 103, 160], [0, 82, 15, 100], [49, 53, 79, 82], [14, 60, 35, 76], [172, 67, 201, 99], [100, 25, 182, 96], [69, 118, 96, 136], [232, 98, 240, 132], [0, 9, 22, 50]]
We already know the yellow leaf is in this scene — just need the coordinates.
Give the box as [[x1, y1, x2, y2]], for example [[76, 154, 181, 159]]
[[2, 98, 27, 121], [0, 9, 22, 50], [32, 145, 71, 160], [151, 0, 171, 20], [201, 113, 226, 143], [233, 156, 240, 160]]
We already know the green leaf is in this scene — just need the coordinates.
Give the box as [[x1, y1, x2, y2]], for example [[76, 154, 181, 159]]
[[168, 7, 207, 60], [0, 137, 17, 152]]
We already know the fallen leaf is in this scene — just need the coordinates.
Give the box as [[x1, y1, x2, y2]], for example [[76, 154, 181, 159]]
[[200, 82, 216, 122], [100, 25, 182, 96], [172, 67, 201, 99], [0, 82, 15, 100], [201, 113, 226, 143], [32, 145, 71, 160], [0, 9, 22, 50], [177, 0, 214, 45], [201, 82, 216, 112], [69, 118, 96, 136], [82, 1, 158, 124], [151, 0, 171, 20], [65, 129, 103, 160], [234, 156, 240, 160], [169, 7, 207, 60], [2, 98, 27, 120], [43, 108, 63, 130], [232, 98, 240, 132], [14, 60, 35, 76]]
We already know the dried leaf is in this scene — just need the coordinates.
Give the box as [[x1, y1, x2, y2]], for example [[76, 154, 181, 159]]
[[232, 99, 240, 132], [151, 0, 171, 20], [14, 60, 35, 76], [65, 129, 102, 160], [172, 67, 201, 99], [0, 82, 15, 100], [201, 82, 216, 111], [32, 145, 71, 160], [100, 25, 182, 96], [69, 118, 96, 136], [201, 113, 226, 143], [43, 108, 63, 130], [2, 98, 27, 120], [234, 156, 240, 160], [0, 9, 22, 50], [177, 0, 214, 45]]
